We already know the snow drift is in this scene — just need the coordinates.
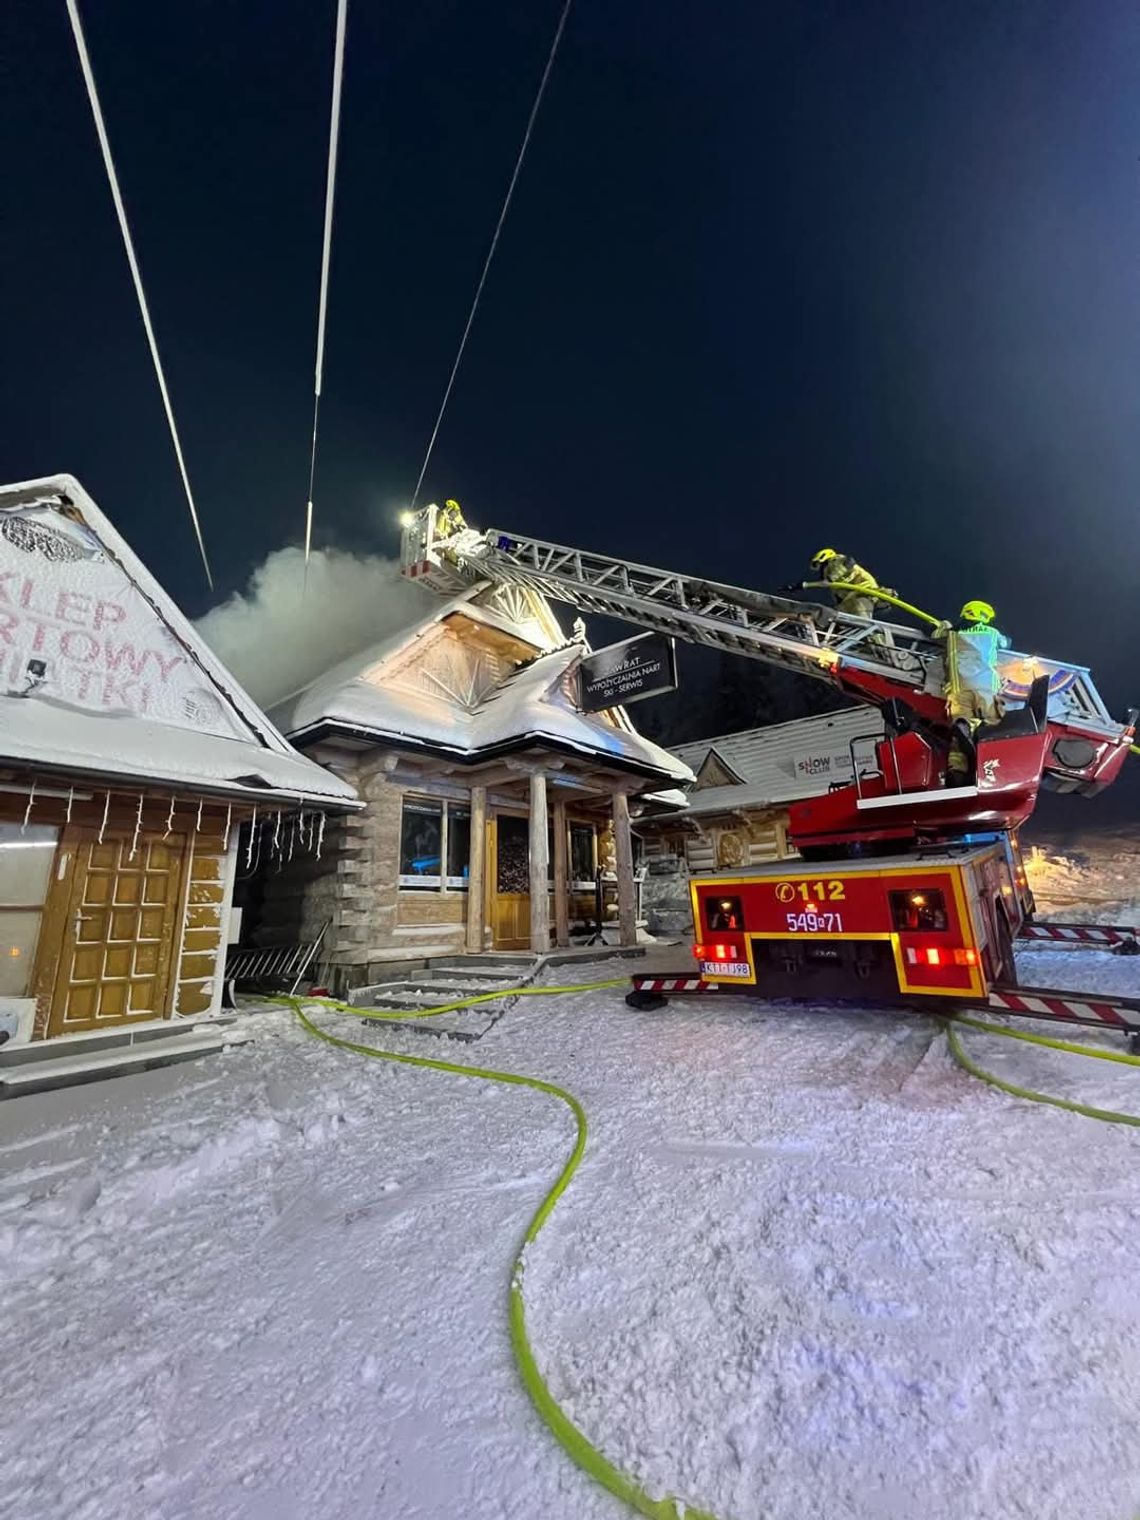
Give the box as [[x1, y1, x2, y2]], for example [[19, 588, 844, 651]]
[[195, 545, 435, 707]]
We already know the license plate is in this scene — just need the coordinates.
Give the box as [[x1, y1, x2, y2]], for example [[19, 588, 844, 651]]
[[701, 960, 751, 978]]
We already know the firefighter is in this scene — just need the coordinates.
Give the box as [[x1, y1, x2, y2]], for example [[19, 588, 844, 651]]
[[782, 549, 887, 619], [434, 498, 467, 539], [939, 599, 1011, 781]]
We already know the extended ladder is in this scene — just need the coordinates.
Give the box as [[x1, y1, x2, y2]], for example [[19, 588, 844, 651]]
[[400, 506, 1119, 738]]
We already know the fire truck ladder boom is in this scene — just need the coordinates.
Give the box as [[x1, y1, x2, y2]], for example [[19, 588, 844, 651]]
[[400, 508, 1120, 741]]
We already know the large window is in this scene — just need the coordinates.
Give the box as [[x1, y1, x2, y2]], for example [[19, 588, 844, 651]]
[[0, 824, 58, 997], [570, 824, 596, 889], [399, 798, 471, 891]]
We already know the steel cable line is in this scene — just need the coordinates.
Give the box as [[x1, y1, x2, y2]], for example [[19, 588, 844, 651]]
[[64, 0, 214, 589], [409, 0, 573, 512], [304, 0, 349, 578]]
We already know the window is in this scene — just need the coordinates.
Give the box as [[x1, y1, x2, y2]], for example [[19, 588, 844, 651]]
[[705, 894, 744, 932], [570, 824, 595, 888], [447, 807, 471, 889], [889, 888, 948, 933], [399, 799, 442, 888], [0, 824, 58, 997], [399, 798, 472, 891]]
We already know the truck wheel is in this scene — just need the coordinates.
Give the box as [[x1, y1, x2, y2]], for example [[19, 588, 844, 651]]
[[626, 989, 667, 1011], [995, 910, 1018, 987]]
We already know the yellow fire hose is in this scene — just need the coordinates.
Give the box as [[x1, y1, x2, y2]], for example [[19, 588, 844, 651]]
[[283, 983, 719, 1520], [945, 1013, 1140, 1126], [799, 579, 945, 628], [279, 978, 1137, 1515]]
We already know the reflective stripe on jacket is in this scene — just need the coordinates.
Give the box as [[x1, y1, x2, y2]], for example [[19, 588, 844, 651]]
[[950, 623, 1011, 698]]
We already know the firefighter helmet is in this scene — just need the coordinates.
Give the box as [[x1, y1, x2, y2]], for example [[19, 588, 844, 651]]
[[959, 599, 996, 626], [811, 548, 839, 568]]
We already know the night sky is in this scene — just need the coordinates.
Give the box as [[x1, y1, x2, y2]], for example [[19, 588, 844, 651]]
[[4, 1, 1138, 816]]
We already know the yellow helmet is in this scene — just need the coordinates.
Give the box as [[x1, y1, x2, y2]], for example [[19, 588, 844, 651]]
[[960, 599, 995, 626], [445, 498, 461, 510], [811, 547, 839, 568]]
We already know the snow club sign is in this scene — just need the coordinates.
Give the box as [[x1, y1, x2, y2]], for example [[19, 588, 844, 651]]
[[578, 632, 678, 712], [0, 504, 240, 737]]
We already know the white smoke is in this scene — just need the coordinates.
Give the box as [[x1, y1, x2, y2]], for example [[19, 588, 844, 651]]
[[195, 544, 436, 707]]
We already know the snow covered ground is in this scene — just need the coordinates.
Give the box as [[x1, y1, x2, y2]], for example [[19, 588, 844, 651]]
[[2, 847, 1138, 1520]]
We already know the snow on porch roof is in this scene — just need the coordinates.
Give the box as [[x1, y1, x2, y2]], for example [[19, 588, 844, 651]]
[[0, 474, 359, 808]]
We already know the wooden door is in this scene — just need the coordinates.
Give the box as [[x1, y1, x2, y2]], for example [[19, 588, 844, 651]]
[[490, 813, 530, 950], [45, 830, 187, 1037]]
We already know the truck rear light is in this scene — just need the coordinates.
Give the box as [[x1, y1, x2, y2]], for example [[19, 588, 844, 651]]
[[713, 943, 730, 961], [692, 943, 705, 959], [906, 946, 978, 968]]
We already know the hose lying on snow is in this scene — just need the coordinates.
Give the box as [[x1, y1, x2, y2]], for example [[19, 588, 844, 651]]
[[286, 985, 720, 1520], [945, 1013, 1140, 1127]]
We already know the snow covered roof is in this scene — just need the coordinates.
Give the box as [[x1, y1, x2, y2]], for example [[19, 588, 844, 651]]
[[0, 475, 359, 807], [272, 598, 693, 787], [670, 706, 885, 814]]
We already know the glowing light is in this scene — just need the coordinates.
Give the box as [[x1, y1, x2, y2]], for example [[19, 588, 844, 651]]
[[925, 947, 942, 966], [7, 946, 21, 958], [399, 510, 415, 527], [910, 893, 927, 906], [692, 944, 705, 959], [804, 902, 818, 913]]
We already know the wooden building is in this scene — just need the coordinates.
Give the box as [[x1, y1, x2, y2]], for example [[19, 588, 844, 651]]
[[0, 476, 358, 1046], [260, 582, 692, 983]]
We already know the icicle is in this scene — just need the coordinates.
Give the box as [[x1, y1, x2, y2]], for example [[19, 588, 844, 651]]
[[21, 777, 37, 832], [315, 811, 326, 860], [129, 791, 144, 860], [195, 799, 204, 835], [163, 794, 176, 839], [98, 790, 111, 844], [246, 806, 259, 867], [65, 786, 74, 823], [272, 809, 282, 853], [287, 813, 297, 862], [222, 803, 232, 851]]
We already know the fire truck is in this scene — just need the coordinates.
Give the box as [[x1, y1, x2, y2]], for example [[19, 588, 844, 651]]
[[400, 506, 1140, 1043]]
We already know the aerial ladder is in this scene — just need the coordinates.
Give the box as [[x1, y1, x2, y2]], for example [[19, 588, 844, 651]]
[[400, 506, 1139, 1041], [401, 505, 1135, 831]]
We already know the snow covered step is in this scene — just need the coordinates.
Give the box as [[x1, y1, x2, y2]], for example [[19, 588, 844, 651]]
[[428, 956, 538, 976], [0, 1029, 251, 1098], [364, 983, 518, 1011], [0, 1016, 242, 1068]]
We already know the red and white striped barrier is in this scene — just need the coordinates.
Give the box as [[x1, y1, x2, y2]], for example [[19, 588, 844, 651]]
[[1019, 922, 1137, 946], [987, 987, 1140, 1032], [631, 975, 722, 995]]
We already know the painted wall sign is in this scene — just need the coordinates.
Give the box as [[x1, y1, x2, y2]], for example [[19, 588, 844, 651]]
[[0, 504, 241, 737], [578, 632, 678, 711]]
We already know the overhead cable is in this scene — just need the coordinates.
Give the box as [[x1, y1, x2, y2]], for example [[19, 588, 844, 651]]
[[64, 0, 214, 589], [409, 0, 573, 512], [304, 0, 349, 573]]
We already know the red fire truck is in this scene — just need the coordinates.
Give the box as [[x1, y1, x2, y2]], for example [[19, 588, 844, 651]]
[[399, 506, 1140, 1042]]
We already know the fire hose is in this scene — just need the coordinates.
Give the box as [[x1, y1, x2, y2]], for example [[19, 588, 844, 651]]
[[283, 983, 719, 1520], [281, 980, 1138, 1515]]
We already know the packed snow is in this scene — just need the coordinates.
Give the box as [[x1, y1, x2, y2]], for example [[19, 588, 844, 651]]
[[2, 844, 1138, 1520]]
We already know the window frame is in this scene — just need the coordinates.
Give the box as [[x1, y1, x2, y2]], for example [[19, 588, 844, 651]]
[[398, 796, 472, 893]]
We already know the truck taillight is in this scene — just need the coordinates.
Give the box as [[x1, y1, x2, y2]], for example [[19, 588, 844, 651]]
[[908, 946, 977, 968]]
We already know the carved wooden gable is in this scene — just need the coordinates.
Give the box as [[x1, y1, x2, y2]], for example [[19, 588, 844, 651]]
[[692, 748, 746, 790]]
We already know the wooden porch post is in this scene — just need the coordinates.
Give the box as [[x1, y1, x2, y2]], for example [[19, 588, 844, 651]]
[[552, 795, 570, 949], [612, 790, 638, 947], [529, 771, 550, 953], [466, 785, 487, 952]]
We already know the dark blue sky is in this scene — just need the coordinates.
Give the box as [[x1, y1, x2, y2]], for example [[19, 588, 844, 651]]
[[3, 0, 1138, 811]]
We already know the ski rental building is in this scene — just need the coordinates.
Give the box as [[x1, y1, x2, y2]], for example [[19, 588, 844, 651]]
[[260, 581, 693, 986], [0, 476, 359, 1047]]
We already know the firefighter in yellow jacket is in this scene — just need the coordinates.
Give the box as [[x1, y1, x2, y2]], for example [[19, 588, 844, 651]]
[[938, 598, 1012, 781], [434, 498, 467, 539], [785, 548, 887, 618]]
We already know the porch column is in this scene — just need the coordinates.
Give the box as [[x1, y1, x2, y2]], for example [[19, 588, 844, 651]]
[[529, 770, 550, 952], [466, 785, 487, 952], [552, 796, 570, 949], [612, 790, 638, 947]]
